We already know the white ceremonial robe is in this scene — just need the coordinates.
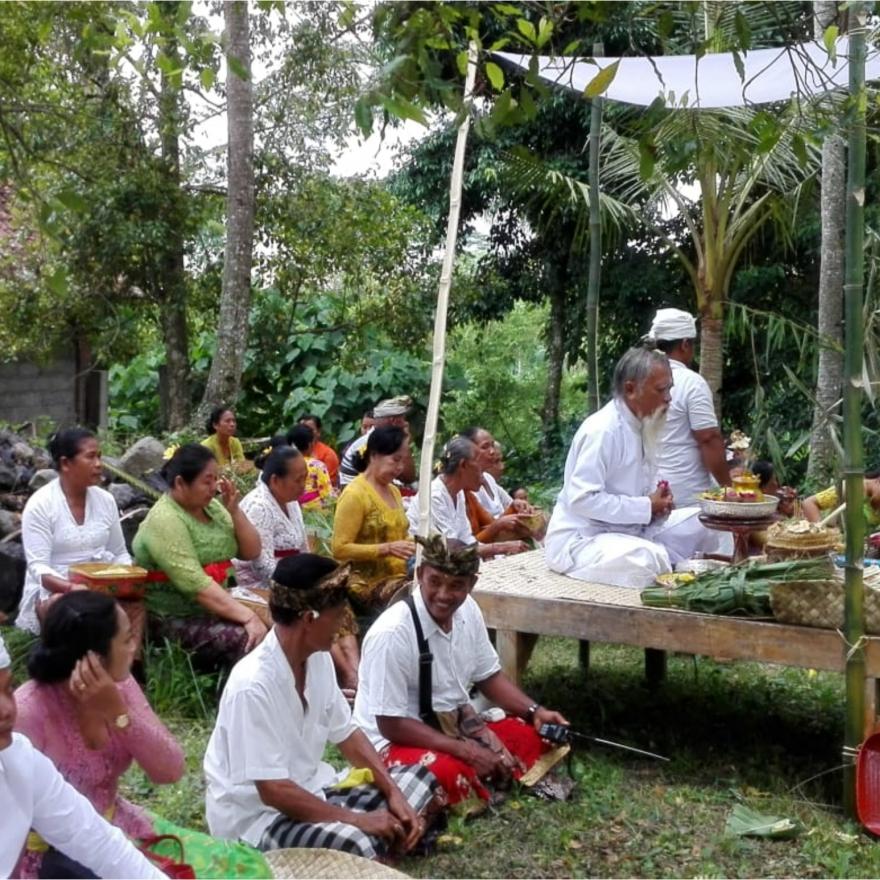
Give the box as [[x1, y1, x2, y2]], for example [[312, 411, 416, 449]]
[[545, 398, 713, 587]]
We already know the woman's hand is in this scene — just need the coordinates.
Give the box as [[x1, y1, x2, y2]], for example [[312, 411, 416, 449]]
[[493, 514, 532, 539], [381, 540, 415, 560], [218, 476, 241, 513], [69, 651, 127, 722], [492, 540, 528, 556], [243, 613, 268, 652]]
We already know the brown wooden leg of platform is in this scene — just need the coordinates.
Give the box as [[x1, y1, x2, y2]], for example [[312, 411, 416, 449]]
[[645, 648, 667, 686], [579, 640, 591, 675], [496, 631, 538, 684]]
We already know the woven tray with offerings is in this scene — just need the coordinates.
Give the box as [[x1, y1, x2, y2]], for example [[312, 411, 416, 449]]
[[68, 563, 149, 600], [641, 557, 834, 617], [699, 485, 779, 520], [764, 519, 840, 561]]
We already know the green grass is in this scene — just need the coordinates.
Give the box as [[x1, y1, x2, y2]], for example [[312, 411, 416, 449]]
[[10, 622, 880, 878]]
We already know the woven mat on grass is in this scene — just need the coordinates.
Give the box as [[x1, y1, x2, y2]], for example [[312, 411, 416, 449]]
[[474, 549, 643, 607], [265, 848, 408, 879]]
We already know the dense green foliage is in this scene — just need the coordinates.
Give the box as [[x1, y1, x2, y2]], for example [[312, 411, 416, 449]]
[[2, 0, 878, 493]]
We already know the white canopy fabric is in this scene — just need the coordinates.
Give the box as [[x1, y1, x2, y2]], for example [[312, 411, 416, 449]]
[[495, 37, 880, 108]]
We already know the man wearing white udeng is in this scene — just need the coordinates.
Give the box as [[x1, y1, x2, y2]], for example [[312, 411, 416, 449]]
[[545, 347, 713, 587], [645, 308, 729, 505]]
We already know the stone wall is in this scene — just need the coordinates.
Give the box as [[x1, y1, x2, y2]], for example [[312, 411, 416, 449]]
[[0, 352, 107, 428]]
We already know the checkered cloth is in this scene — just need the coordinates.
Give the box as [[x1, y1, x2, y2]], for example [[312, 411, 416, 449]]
[[259, 765, 437, 860]]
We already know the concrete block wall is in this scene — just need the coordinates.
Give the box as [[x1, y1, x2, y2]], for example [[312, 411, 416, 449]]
[[0, 353, 79, 426]]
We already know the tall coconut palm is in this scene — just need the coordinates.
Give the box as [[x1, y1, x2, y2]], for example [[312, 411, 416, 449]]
[[599, 109, 819, 412]]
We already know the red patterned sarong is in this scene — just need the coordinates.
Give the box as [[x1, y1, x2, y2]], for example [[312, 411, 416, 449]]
[[384, 717, 545, 806]]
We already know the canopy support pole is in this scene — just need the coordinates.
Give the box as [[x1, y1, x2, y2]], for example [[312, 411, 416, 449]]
[[586, 41, 604, 415], [415, 41, 478, 552], [843, 0, 867, 819]]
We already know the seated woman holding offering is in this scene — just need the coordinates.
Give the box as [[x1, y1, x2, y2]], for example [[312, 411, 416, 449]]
[[459, 427, 538, 545], [133, 443, 266, 668], [202, 405, 247, 470], [332, 426, 415, 615], [14, 591, 269, 879], [407, 437, 527, 560], [18, 427, 132, 636], [353, 535, 569, 816]]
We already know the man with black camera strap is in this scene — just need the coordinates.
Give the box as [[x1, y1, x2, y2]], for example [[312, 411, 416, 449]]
[[352, 534, 569, 814]]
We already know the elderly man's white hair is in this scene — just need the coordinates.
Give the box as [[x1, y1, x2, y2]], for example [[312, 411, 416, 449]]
[[0, 631, 9, 670], [612, 347, 669, 399]]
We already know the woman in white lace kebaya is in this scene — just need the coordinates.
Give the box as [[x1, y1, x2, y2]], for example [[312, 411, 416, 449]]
[[234, 444, 309, 590], [18, 428, 130, 635]]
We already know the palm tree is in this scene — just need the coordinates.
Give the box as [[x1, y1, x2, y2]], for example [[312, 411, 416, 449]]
[[600, 108, 819, 412]]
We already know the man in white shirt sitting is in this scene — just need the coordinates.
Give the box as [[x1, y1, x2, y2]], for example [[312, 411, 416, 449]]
[[204, 554, 438, 860], [545, 347, 714, 587], [0, 633, 163, 879], [354, 535, 568, 814], [644, 308, 730, 505]]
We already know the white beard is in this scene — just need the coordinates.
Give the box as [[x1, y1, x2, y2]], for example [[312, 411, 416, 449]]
[[640, 407, 668, 468]]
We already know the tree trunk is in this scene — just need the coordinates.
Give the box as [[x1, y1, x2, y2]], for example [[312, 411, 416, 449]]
[[199, 0, 255, 419], [699, 313, 724, 418], [157, 8, 190, 431], [808, 0, 846, 484], [542, 271, 566, 454]]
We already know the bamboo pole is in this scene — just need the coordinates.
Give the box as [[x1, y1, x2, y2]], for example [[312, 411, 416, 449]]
[[842, 1, 867, 819], [586, 41, 603, 416], [415, 42, 478, 550]]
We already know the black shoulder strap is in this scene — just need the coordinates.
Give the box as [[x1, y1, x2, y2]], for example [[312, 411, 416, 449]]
[[405, 594, 439, 729]]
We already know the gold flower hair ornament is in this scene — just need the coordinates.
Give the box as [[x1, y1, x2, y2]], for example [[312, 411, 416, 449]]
[[162, 444, 180, 461], [269, 562, 352, 616], [261, 446, 272, 457]]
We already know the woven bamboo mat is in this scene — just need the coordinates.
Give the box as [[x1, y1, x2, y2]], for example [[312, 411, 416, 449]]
[[475, 549, 643, 607], [265, 848, 408, 879]]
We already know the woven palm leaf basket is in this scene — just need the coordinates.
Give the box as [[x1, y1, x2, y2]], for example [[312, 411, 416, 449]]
[[770, 577, 880, 633], [264, 848, 409, 879]]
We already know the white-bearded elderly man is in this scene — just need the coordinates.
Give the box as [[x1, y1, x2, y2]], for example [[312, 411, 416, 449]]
[[545, 347, 715, 587]]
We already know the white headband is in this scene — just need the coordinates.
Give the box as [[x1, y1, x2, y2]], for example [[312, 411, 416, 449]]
[[0, 632, 9, 670], [649, 308, 697, 341]]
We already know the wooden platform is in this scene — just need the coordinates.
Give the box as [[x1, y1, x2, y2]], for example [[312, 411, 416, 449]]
[[472, 550, 880, 737]]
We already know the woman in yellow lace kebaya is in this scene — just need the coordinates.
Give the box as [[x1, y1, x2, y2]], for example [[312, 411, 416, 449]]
[[332, 427, 414, 616], [201, 406, 245, 468]]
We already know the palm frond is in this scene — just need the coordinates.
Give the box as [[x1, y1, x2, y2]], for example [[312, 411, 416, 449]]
[[499, 143, 639, 252]]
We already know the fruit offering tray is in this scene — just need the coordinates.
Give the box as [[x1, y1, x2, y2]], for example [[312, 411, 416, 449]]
[[699, 488, 779, 520]]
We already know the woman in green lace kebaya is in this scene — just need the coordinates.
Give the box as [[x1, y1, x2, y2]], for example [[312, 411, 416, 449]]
[[133, 444, 266, 668]]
